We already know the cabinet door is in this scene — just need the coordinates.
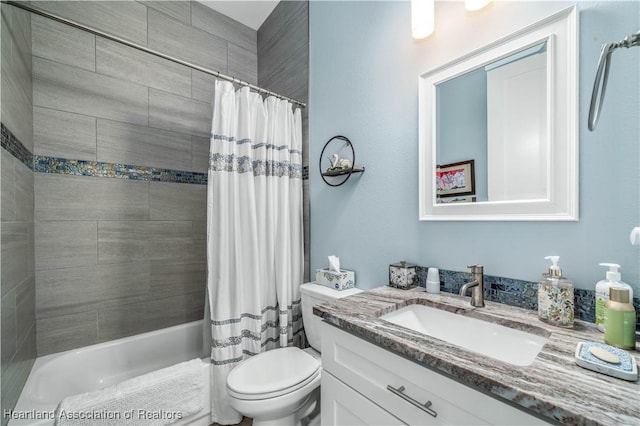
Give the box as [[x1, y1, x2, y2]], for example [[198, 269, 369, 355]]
[[322, 323, 548, 426], [322, 371, 407, 426]]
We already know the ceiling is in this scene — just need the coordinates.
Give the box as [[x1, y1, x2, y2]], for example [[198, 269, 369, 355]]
[[197, 1, 280, 30]]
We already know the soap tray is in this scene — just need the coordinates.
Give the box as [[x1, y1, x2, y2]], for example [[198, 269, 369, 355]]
[[575, 342, 638, 382]]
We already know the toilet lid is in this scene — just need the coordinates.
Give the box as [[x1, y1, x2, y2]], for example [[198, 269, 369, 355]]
[[227, 347, 321, 399]]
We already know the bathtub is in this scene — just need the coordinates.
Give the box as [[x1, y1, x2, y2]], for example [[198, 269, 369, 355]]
[[9, 320, 211, 426]]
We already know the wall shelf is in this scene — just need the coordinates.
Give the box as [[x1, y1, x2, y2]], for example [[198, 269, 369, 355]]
[[319, 135, 365, 187], [321, 166, 365, 177]]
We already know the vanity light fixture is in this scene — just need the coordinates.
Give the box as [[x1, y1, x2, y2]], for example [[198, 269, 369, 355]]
[[465, 0, 491, 12], [411, 0, 434, 39]]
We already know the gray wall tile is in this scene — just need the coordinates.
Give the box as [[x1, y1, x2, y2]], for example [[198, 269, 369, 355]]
[[33, 107, 97, 161], [10, 5, 32, 60], [14, 161, 34, 223], [31, 14, 95, 72], [35, 221, 97, 270], [26, 223, 35, 277], [302, 110, 309, 166], [1, 4, 10, 61], [191, 1, 257, 53], [1, 291, 16, 370], [15, 276, 35, 344], [97, 119, 192, 171], [149, 182, 206, 221], [97, 292, 203, 342], [283, 45, 309, 103], [258, 2, 308, 101], [149, 89, 212, 137], [303, 178, 310, 282], [1, 223, 29, 298], [36, 262, 149, 319], [190, 69, 216, 103], [1, 3, 34, 418], [257, 1, 286, 52], [33, 1, 148, 46], [148, 9, 227, 74], [96, 38, 191, 98], [192, 221, 206, 262], [150, 260, 205, 298], [228, 43, 258, 85], [98, 221, 194, 264], [258, 58, 287, 98], [286, 1, 309, 42], [33, 57, 149, 127], [36, 310, 98, 356], [142, 1, 190, 25], [1, 59, 33, 150], [191, 135, 209, 173], [35, 174, 149, 221], [11, 7, 32, 104], [1, 150, 15, 222], [1, 325, 35, 419]]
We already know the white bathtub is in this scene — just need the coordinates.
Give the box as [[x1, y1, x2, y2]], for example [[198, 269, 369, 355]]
[[9, 320, 211, 426]]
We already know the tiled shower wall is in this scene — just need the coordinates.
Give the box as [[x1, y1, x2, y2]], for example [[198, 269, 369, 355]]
[[31, 1, 258, 356], [1, 4, 36, 422], [257, 1, 310, 281]]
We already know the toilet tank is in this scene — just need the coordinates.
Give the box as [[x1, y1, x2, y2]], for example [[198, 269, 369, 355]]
[[300, 282, 363, 352]]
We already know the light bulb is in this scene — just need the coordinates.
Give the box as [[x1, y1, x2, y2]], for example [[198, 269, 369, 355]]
[[411, 0, 434, 40], [465, 0, 491, 12]]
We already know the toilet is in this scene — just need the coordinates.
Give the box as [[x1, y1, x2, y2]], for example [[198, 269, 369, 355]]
[[226, 282, 363, 426]]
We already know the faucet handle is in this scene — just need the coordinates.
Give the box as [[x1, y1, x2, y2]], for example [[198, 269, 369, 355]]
[[467, 264, 483, 272]]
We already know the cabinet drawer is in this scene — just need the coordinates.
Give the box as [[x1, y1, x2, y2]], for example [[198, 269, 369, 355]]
[[322, 371, 406, 426], [321, 323, 547, 426]]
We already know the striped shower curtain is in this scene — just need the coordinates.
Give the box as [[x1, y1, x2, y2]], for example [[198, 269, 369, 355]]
[[206, 80, 304, 424]]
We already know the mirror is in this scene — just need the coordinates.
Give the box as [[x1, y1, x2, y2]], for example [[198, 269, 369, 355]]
[[419, 6, 578, 221]]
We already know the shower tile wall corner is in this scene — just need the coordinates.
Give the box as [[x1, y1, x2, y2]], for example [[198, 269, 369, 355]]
[[30, 0, 257, 356], [1, 3, 36, 423], [258, 0, 310, 281]]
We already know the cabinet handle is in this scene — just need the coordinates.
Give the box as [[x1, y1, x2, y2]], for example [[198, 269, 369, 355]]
[[387, 385, 438, 418]]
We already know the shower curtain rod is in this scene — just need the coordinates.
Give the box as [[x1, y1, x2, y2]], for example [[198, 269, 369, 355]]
[[3, 0, 307, 108]]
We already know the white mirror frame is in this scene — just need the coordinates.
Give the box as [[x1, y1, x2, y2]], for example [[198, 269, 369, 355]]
[[418, 6, 578, 221]]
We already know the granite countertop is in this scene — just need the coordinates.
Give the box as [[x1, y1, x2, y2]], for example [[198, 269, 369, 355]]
[[314, 286, 640, 426]]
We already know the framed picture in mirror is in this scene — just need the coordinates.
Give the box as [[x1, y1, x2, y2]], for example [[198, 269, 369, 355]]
[[436, 160, 475, 198]]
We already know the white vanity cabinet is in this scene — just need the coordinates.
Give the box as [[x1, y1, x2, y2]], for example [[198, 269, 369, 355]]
[[321, 323, 548, 426]]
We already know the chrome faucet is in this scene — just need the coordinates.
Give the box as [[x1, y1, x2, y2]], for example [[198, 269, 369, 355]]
[[459, 265, 485, 307]]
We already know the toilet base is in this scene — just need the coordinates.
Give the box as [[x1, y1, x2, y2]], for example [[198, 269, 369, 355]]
[[249, 388, 319, 426]]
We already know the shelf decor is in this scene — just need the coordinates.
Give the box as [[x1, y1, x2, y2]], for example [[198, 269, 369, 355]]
[[319, 135, 365, 187]]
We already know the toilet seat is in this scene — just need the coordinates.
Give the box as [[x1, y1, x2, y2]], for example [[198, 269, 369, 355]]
[[227, 347, 321, 400]]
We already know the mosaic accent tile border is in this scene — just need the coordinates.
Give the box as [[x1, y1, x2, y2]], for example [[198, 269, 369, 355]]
[[2, 122, 309, 184], [1, 122, 33, 169], [416, 266, 640, 328], [33, 155, 208, 185]]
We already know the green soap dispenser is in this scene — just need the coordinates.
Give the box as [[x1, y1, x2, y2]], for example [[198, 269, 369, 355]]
[[538, 256, 574, 328], [604, 287, 637, 350], [595, 263, 633, 332]]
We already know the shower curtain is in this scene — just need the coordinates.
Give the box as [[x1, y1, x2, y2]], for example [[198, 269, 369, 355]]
[[206, 80, 304, 424]]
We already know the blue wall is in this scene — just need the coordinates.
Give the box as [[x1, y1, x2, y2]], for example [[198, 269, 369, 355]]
[[309, 1, 639, 292]]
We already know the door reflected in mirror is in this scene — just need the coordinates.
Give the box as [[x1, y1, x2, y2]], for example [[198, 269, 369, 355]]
[[436, 41, 547, 204]]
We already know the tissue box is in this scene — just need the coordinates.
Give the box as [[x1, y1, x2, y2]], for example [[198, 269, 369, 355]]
[[315, 269, 355, 290]]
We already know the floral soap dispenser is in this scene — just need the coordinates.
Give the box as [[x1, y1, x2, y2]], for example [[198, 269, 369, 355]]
[[537, 256, 574, 328]]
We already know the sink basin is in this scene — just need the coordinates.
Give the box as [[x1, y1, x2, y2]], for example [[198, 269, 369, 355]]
[[380, 304, 548, 366]]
